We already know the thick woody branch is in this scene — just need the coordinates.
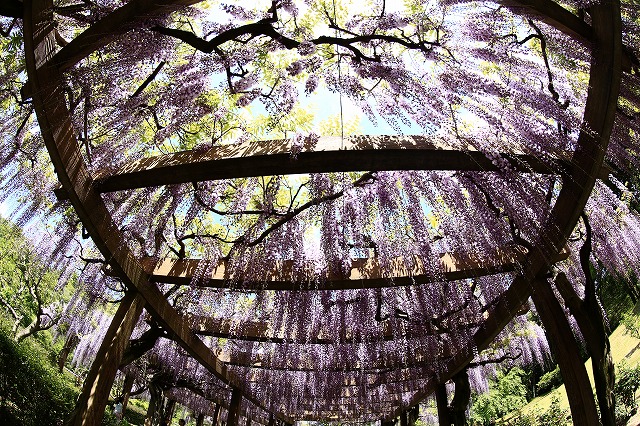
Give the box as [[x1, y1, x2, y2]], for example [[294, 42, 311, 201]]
[[152, 18, 438, 63], [467, 350, 522, 369], [240, 172, 376, 248]]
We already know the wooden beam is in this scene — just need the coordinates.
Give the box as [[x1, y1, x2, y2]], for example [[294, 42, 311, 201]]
[[189, 314, 483, 343], [499, 0, 634, 72], [143, 246, 571, 291], [499, 0, 592, 43], [218, 343, 456, 372], [213, 404, 221, 426], [532, 279, 599, 424], [66, 291, 145, 426], [227, 389, 242, 426], [93, 136, 579, 193]]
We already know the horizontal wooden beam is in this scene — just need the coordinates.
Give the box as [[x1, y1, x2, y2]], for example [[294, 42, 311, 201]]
[[190, 315, 482, 343], [143, 246, 569, 291], [242, 365, 434, 387], [218, 343, 456, 371], [93, 136, 579, 193]]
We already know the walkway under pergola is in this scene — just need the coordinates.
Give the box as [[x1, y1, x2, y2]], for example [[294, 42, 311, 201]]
[[19, 0, 626, 424]]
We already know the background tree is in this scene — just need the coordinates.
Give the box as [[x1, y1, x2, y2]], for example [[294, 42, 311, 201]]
[[0, 217, 73, 342]]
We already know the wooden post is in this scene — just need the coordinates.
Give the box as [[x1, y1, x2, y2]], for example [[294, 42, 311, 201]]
[[65, 291, 145, 426], [58, 333, 79, 373], [400, 409, 408, 426], [435, 384, 450, 426], [212, 404, 221, 426], [246, 416, 251, 426], [408, 405, 419, 426], [450, 370, 470, 426], [381, 419, 395, 426], [196, 413, 205, 426], [227, 389, 242, 426], [163, 399, 177, 424], [531, 279, 599, 425], [121, 374, 135, 413]]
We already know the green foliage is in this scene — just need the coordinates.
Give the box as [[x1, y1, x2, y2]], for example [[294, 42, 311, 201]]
[[500, 410, 537, 426], [102, 408, 134, 426], [535, 396, 570, 425], [622, 311, 640, 339], [0, 324, 78, 425], [614, 361, 640, 420], [535, 366, 562, 395], [101, 398, 148, 426], [123, 398, 148, 425], [0, 217, 74, 342], [597, 270, 636, 331], [471, 368, 528, 425]]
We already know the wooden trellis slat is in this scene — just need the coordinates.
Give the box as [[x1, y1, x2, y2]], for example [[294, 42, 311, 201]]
[[190, 314, 483, 343], [143, 246, 570, 291], [94, 136, 580, 192]]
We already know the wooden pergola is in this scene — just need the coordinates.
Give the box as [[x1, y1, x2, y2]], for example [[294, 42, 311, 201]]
[[21, 0, 623, 424]]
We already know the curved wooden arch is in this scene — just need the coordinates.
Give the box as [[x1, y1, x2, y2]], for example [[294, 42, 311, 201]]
[[22, 0, 623, 423], [392, 1, 623, 422], [22, 0, 291, 424]]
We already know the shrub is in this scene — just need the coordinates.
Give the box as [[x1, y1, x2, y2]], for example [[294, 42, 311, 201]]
[[471, 368, 528, 425], [536, 396, 570, 425], [614, 361, 640, 421], [621, 312, 640, 339], [0, 325, 78, 425], [501, 410, 537, 426], [535, 366, 562, 395]]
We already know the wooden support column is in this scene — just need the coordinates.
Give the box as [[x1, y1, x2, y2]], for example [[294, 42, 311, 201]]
[[121, 374, 135, 413], [213, 404, 221, 426], [164, 399, 177, 424], [381, 419, 395, 426], [531, 279, 599, 425], [400, 409, 408, 426], [196, 413, 205, 426], [58, 333, 79, 373], [408, 405, 419, 426], [66, 291, 145, 426], [246, 417, 251, 426], [227, 389, 242, 426], [450, 370, 470, 426], [435, 384, 450, 426]]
